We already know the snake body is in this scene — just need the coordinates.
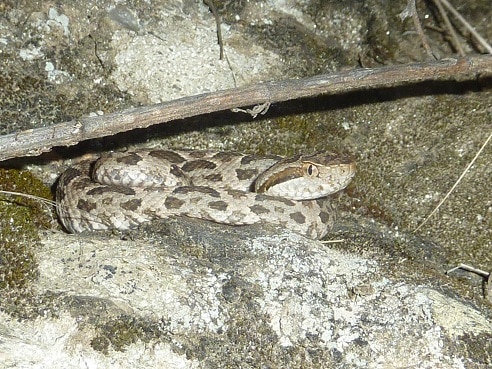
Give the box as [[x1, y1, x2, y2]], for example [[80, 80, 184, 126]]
[[56, 150, 355, 239]]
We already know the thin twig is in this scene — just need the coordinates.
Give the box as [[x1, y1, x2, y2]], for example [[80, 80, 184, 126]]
[[438, 0, 492, 54], [321, 239, 346, 244], [446, 263, 490, 278], [432, 0, 465, 56], [400, 0, 436, 59], [414, 129, 492, 232], [203, 0, 224, 60], [446, 263, 491, 301], [0, 56, 491, 162]]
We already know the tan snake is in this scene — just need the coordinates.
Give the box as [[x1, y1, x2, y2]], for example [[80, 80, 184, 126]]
[[56, 150, 355, 239]]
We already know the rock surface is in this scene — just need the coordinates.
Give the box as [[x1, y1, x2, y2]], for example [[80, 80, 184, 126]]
[[2, 219, 492, 367]]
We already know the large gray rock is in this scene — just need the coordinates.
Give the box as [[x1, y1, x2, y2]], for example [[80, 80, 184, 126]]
[[1, 218, 490, 368]]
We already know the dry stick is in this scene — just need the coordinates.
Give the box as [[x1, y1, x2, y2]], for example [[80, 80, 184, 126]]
[[203, 0, 224, 60], [446, 263, 491, 301], [0, 56, 491, 162], [414, 129, 492, 232], [447, 264, 490, 279], [438, 0, 492, 54], [400, 0, 436, 59], [432, 0, 465, 56]]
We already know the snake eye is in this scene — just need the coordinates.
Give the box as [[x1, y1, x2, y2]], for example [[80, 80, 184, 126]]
[[304, 163, 318, 177]]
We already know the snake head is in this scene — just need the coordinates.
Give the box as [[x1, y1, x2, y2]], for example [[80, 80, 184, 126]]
[[254, 152, 355, 200]]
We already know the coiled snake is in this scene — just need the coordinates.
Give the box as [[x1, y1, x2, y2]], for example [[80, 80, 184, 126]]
[[56, 150, 355, 239]]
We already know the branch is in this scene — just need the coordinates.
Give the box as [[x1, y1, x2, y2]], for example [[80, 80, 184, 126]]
[[438, 0, 492, 54], [432, 0, 465, 56], [0, 56, 491, 162], [400, 0, 436, 59]]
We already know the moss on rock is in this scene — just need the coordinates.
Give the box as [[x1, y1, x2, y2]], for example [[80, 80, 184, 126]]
[[0, 168, 53, 290]]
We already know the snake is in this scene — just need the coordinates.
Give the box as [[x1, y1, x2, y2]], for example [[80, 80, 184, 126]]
[[56, 150, 355, 239]]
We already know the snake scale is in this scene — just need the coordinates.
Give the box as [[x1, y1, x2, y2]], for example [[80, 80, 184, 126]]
[[56, 150, 356, 239]]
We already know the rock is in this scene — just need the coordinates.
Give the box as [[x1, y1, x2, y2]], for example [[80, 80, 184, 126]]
[[1, 218, 490, 368]]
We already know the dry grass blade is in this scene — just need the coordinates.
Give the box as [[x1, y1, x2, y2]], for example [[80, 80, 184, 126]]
[[0, 190, 56, 208], [414, 130, 492, 232]]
